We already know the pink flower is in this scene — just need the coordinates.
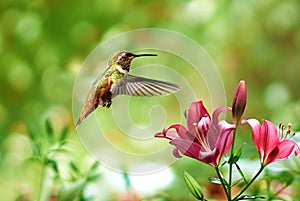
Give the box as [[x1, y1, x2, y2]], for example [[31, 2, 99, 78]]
[[244, 119, 300, 166], [232, 80, 247, 122], [155, 101, 235, 167]]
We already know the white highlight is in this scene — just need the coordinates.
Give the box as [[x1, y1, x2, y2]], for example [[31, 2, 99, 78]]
[[116, 65, 127, 74]]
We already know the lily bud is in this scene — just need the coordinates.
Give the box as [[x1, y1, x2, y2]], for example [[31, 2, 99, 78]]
[[232, 80, 247, 123]]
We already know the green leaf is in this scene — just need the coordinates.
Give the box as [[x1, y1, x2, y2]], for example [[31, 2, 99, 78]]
[[27, 156, 43, 164], [28, 125, 37, 141], [90, 161, 100, 172], [60, 126, 69, 142], [46, 159, 60, 175], [208, 177, 222, 184], [237, 195, 265, 200], [58, 178, 86, 201], [183, 171, 203, 200], [59, 140, 68, 146], [70, 161, 81, 175], [228, 146, 243, 164], [69, 172, 77, 182], [32, 142, 43, 157], [45, 118, 54, 137], [80, 194, 94, 201], [52, 147, 70, 154], [87, 173, 101, 182], [122, 171, 131, 189]]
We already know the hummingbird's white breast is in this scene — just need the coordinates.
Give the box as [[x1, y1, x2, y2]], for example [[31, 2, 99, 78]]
[[116, 65, 128, 74]]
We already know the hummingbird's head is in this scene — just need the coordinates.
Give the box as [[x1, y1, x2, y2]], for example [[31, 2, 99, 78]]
[[108, 50, 157, 71]]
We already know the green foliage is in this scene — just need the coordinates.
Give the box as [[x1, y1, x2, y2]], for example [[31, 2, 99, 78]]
[[24, 119, 101, 201], [59, 179, 86, 201], [59, 161, 101, 201], [228, 147, 243, 165], [183, 171, 204, 200]]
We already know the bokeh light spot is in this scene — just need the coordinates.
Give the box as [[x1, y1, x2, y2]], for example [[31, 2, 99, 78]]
[[182, 0, 216, 24], [15, 12, 42, 43], [7, 62, 33, 92], [264, 82, 291, 109], [34, 45, 59, 70], [71, 21, 97, 47], [1, 8, 21, 35], [265, 2, 300, 34]]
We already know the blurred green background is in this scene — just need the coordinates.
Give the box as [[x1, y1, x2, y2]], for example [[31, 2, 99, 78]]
[[1, 0, 300, 200]]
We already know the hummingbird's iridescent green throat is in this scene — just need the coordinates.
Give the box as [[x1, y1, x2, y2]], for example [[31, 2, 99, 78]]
[[76, 50, 181, 128]]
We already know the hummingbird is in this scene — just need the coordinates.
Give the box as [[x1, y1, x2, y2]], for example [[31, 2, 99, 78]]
[[76, 50, 181, 128]]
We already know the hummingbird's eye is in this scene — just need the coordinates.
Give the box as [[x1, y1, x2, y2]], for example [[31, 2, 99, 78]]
[[125, 52, 133, 57]]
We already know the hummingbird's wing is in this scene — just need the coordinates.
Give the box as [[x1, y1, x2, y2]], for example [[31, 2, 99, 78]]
[[111, 74, 181, 97]]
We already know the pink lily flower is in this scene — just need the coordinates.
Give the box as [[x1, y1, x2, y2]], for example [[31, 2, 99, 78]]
[[155, 101, 235, 167], [232, 80, 247, 122], [244, 119, 300, 166]]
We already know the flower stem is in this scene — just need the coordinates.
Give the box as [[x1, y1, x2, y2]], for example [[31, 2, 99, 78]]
[[228, 126, 238, 199], [37, 159, 48, 201], [234, 162, 248, 184], [232, 165, 265, 201], [215, 167, 229, 200]]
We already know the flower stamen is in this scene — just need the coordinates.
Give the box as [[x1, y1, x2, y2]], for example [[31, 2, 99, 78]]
[[193, 122, 211, 151], [279, 123, 294, 140]]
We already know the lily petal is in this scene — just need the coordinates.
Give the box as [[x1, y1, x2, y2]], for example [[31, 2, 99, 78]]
[[171, 139, 221, 166], [260, 120, 280, 156], [232, 80, 247, 122], [212, 106, 231, 124], [244, 119, 299, 166], [155, 101, 236, 167], [215, 124, 234, 162], [197, 116, 211, 139], [264, 140, 297, 165], [198, 149, 219, 166], [173, 147, 182, 158], [243, 118, 262, 151], [170, 139, 202, 160], [187, 101, 210, 131], [162, 124, 195, 141], [155, 131, 178, 140], [207, 107, 233, 146]]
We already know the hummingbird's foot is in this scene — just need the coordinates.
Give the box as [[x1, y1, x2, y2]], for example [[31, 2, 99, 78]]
[[106, 100, 112, 108], [103, 100, 112, 108]]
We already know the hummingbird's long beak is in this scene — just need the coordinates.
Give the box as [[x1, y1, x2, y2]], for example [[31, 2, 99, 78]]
[[133, 53, 157, 57]]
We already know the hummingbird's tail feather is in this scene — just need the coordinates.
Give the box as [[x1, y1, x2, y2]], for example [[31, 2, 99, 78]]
[[76, 111, 88, 128], [75, 102, 100, 128], [76, 117, 83, 129], [75, 108, 93, 129], [111, 74, 182, 97], [76, 83, 103, 128]]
